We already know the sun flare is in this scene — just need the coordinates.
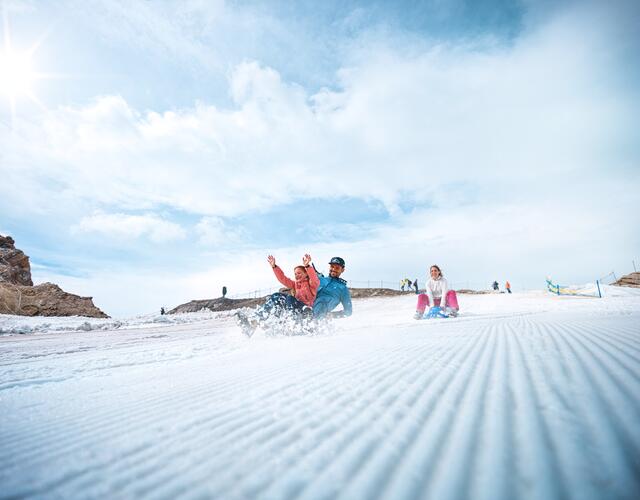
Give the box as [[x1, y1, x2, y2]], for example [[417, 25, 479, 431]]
[[0, 8, 58, 124]]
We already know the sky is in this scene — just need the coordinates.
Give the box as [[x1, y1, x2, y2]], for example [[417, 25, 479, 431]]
[[0, 0, 638, 317]]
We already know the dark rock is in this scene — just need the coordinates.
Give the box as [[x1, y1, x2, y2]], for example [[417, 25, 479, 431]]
[[168, 296, 267, 314], [613, 272, 640, 288], [0, 282, 109, 318], [0, 235, 33, 286]]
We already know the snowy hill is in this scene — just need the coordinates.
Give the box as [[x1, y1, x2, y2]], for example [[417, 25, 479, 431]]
[[1, 288, 639, 499]]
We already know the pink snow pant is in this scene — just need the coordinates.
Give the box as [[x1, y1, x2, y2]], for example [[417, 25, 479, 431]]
[[416, 291, 459, 313]]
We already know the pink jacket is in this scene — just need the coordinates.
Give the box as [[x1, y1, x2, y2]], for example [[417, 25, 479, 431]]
[[272, 265, 320, 307]]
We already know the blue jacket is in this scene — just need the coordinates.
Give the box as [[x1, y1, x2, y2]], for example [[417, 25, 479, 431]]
[[312, 274, 352, 318]]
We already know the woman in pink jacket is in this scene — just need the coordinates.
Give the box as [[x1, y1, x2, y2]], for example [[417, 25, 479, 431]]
[[268, 253, 319, 308]]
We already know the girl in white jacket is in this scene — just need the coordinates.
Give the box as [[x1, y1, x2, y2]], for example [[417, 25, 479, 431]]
[[413, 265, 460, 319]]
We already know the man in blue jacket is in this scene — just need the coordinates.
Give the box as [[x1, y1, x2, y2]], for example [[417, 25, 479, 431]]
[[313, 257, 352, 318]]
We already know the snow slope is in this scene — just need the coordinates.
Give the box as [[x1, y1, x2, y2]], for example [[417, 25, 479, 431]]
[[1, 289, 639, 499]]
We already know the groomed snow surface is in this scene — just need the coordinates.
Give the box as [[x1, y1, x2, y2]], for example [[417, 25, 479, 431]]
[[1, 287, 639, 500]]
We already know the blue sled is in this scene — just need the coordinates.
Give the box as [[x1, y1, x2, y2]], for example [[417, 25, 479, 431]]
[[425, 306, 449, 319]]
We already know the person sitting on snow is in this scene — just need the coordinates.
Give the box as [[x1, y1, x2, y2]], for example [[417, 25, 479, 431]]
[[413, 264, 459, 319], [312, 257, 352, 319], [236, 254, 319, 336], [265, 253, 320, 313]]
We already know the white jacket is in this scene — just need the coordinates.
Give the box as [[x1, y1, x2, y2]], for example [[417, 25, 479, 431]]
[[426, 276, 449, 307]]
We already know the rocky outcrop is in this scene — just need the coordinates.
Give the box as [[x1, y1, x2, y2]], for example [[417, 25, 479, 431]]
[[0, 234, 109, 318], [613, 272, 640, 288], [168, 296, 267, 314], [349, 288, 407, 298], [0, 235, 33, 286], [0, 282, 109, 317]]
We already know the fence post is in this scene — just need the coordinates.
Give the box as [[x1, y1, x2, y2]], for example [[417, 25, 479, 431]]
[[596, 280, 602, 298], [633, 260, 637, 272]]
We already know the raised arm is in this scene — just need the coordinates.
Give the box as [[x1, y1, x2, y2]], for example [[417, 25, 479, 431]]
[[303, 254, 320, 290], [268, 255, 295, 289]]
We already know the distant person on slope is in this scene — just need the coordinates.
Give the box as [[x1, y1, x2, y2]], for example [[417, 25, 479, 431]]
[[492, 280, 499, 291], [413, 265, 459, 319], [312, 257, 352, 319], [505, 281, 512, 294]]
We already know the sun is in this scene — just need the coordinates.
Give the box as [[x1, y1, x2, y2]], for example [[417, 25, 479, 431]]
[[0, 8, 59, 125], [0, 49, 36, 97]]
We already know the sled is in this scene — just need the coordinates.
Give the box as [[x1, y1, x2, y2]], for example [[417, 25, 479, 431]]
[[424, 306, 449, 319]]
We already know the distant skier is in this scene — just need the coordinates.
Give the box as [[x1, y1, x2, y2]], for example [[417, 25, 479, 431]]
[[312, 257, 353, 319], [492, 281, 499, 292], [413, 265, 459, 319], [413, 279, 419, 294], [505, 281, 512, 294], [236, 254, 320, 336], [160, 307, 165, 315], [400, 279, 406, 291]]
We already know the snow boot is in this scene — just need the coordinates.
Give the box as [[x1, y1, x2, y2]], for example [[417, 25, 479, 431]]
[[445, 307, 459, 317], [413, 310, 424, 320]]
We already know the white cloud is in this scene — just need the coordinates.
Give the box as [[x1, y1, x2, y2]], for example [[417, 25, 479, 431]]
[[195, 216, 245, 246], [72, 212, 186, 243], [3, 2, 636, 222]]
